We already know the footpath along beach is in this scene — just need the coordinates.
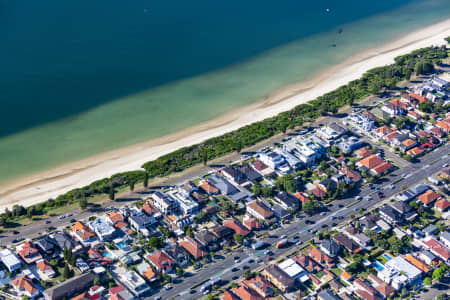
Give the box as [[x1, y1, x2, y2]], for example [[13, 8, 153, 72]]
[[1, 18, 450, 211]]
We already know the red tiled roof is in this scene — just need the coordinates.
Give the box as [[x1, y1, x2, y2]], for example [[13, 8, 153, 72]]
[[106, 212, 124, 224], [224, 218, 250, 236], [310, 187, 326, 199], [418, 190, 442, 205], [232, 285, 263, 300], [72, 221, 95, 240], [423, 239, 450, 261], [308, 247, 334, 267], [222, 291, 240, 300], [18, 241, 39, 259], [356, 148, 373, 158], [408, 110, 421, 119], [147, 251, 175, 271], [252, 160, 269, 172], [435, 199, 450, 211], [200, 181, 219, 194], [359, 154, 384, 169], [436, 119, 450, 132], [404, 254, 430, 273], [179, 237, 207, 260], [243, 217, 261, 230], [372, 162, 393, 174], [12, 275, 38, 295], [407, 147, 424, 157], [294, 192, 310, 203], [409, 93, 428, 103], [36, 259, 53, 272]]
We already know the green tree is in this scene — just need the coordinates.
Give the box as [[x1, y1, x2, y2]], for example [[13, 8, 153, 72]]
[[233, 234, 244, 245], [423, 277, 432, 286], [244, 269, 252, 280], [202, 151, 208, 166], [109, 184, 115, 201], [149, 237, 164, 249], [432, 266, 445, 281], [176, 267, 184, 276], [62, 265, 70, 279], [79, 194, 88, 210], [143, 172, 149, 187]]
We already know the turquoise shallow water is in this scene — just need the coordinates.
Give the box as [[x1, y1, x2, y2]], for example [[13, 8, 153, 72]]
[[1, 0, 450, 183]]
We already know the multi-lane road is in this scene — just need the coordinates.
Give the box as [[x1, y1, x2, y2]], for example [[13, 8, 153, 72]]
[[151, 144, 450, 300]]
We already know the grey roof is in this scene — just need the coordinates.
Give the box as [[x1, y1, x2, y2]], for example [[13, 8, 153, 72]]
[[441, 231, 450, 242], [35, 235, 58, 253], [379, 205, 402, 223], [207, 174, 249, 202], [271, 204, 289, 219], [328, 122, 347, 136], [423, 224, 438, 235], [318, 289, 341, 300], [392, 201, 412, 214], [275, 192, 299, 209], [53, 232, 76, 250], [263, 265, 295, 289], [409, 184, 430, 197], [44, 272, 98, 300], [195, 230, 217, 246], [238, 165, 262, 182], [129, 214, 154, 227], [320, 240, 341, 256]]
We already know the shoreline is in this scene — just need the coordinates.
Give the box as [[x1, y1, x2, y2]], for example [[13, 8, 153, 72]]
[[1, 18, 450, 211]]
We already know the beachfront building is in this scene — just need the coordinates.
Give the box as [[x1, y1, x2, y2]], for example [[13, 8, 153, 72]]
[[167, 187, 199, 215], [89, 218, 116, 241], [151, 191, 176, 214]]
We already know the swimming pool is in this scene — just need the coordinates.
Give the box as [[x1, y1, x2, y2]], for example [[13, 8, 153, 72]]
[[373, 261, 384, 271], [382, 253, 393, 260], [103, 252, 112, 258], [117, 241, 127, 249]]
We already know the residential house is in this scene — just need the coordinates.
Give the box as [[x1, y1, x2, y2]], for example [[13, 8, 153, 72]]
[[422, 224, 438, 237], [381, 99, 404, 116], [151, 191, 176, 214], [378, 257, 422, 289], [418, 251, 438, 266], [17, 241, 42, 264], [35, 235, 59, 257], [12, 275, 40, 299], [278, 258, 309, 282], [36, 259, 56, 280], [356, 148, 374, 159], [407, 147, 425, 158], [259, 151, 290, 174], [274, 192, 299, 210], [404, 254, 430, 274], [251, 160, 274, 177], [238, 165, 263, 183], [223, 218, 250, 236], [108, 285, 136, 300], [262, 265, 295, 292], [128, 213, 156, 236], [353, 278, 380, 300], [207, 174, 250, 203], [53, 231, 76, 251], [200, 180, 220, 195], [147, 251, 175, 273], [378, 205, 402, 225], [89, 218, 116, 241], [106, 211, 125, 227], [423, 238, 450, 262], [136, 262, 159, 282], [434, 199, 450, 212], [317, 289, 341, 300], [243, 216, 262, 231], [372, 126, 393, 140], [232, 285, 262, 300], [178, 236, 207, 260], [418, 190, 442, 206], [333, 233, 360, 254], [340, 167, 361, 183], [367, 274, 395, 299], [242, 276, 274, 298], [399, 139, 417, 153], [163, 243, 190, 267], [168, 187, 199, 215], [320, 240, 341, 257], [436, 117, 450, 132], [119, 271, 151, 297], [358, 154, 393, 176], [43, 272, 98, 300], [308, 247, 335, 268], [71, 221, 96, 245], [440, 231, 450, 249], [195, 230, 219, 251], [222, 291, 240, 300], [391, 201, 417, 222], [246, 200, 275, 223], [359, 215, 380, 233], [292, 254, 321, 273], [211, 225, 234, 241], [222, 166, 247, 185]]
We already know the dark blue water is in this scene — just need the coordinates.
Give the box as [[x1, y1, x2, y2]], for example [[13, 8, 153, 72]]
[[0, 0, 416, 138]]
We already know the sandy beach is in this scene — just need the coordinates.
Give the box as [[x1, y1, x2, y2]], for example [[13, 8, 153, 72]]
[[1, 18, 450, 211]]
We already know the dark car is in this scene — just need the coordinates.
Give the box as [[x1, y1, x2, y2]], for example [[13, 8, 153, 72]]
[[70, 219, 76, 223], [190, 290, 196, 294], [378, 192, 384, 198], [12, 230, 19, 235], [232, 276, 239, 280], [45, 220, 51, 224], [321, 224, 328, 228]]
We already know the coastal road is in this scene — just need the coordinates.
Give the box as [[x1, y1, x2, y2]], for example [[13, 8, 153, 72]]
[[150, 144, 450, 300]]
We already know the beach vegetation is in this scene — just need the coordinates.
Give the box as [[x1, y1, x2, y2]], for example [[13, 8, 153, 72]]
[[0, 45, 448, 224]]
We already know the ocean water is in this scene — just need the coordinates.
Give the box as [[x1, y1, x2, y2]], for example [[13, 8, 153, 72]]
[[1, 0, 450, 183]]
